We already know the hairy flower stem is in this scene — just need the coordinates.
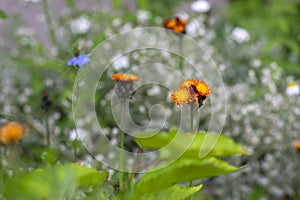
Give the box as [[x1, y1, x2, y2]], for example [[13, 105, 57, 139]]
[[45, 112, 50, 148], [178, 36, 184, 71], [190, 104, 194, 134], [72, 139, 78, 161], [119, 99, 125, 191], [189, 104, 194, 187], [42, 0, 59, 48]]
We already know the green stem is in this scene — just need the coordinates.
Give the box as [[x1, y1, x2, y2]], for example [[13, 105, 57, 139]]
[[72, 139, 78, 161], [178, 36, 183, 71], [189, 104, 194, 187], [45, 112, 50, 148], [190, 104, 194, 134], [119, 99, 125, 191], [42, 0, 59, 48]]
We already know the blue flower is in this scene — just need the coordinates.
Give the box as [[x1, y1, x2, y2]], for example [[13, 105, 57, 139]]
[[68, 54, 90, 67]]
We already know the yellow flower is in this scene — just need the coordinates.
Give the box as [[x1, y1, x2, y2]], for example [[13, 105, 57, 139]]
[[111, 73, 141, 82], [170, 89, 191, 105], [0, 121, 26, 145], [295, 140, 300, 150], [163, 17, 188, 34]]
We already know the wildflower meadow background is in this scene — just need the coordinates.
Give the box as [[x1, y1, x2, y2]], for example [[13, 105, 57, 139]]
[[0, 0, 300, 199]]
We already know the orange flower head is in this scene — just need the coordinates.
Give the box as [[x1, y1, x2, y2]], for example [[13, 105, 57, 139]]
[[195, 80, 211, 99], [180, 80, 198, 93], [170, 89, 191, 105], [295, 140, 300, 150], [164, 17, 188, 34], [0, 121, 26, 145], [171, 79, 211, 106], [111, 73, 141, 82]]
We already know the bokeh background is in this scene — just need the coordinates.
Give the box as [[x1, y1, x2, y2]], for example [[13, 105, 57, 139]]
[[0, 0, 300, 199]]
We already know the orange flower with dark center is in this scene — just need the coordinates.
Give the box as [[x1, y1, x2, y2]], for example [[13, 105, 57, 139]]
[[164, 17, 188, 34], [180, 79, 198, 94], [0, 121, 26, 145], [195, 80, 211, 99], [111, 74, 141, 82], [170, 79, 211, 106], [295, 140, 300, 150]]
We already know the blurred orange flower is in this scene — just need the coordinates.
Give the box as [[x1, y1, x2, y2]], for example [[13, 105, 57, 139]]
[[111, 73, 141, 82], [171, 79, 211, 106], [0, 121, 26, 145], [295, 140, 300, 150], [164, 17, 188, 34]]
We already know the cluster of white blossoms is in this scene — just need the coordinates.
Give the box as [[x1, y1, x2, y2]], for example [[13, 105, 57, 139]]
[[190, 0, 211, 13], [70, 16, 91, 34], [231, 27, 251, 43]]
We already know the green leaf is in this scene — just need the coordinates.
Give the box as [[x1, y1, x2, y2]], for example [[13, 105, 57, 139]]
[[65, 0, 75, 8], [0, 9, 8, 19], [135, 130, 248, 160], [134, 157, 240, 193], [124, 184, 202, 200], [3, 164, 108, 200], [134, 129, 177, 149]]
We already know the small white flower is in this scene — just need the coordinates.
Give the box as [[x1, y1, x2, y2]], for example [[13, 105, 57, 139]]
[[69, 129, 77, 141], [186, 20, 206, 36], [112, 18, 122, 27], [186, 20, 199, 34], [191, 0, 211, 13], [147, 85, 161, 96], [136, 10, 151, 22], [231, 27, 250, 43], [16, 27, 35, 37], [286, 81, 300, 96], [69, 128, 87, 141], [70, 16, 91, 34], [112, 55, 129, 70], [78, 39, 93, 49], [177, 13, 189, 21]]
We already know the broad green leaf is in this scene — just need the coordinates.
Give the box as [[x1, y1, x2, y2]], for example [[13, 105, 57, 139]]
[[124, 184, 202, 200], [134, 129, 176, 149], [0, 9, 7, 19], [135, 130, 248, 160], [3, 164, 108, 200], [134, 157, 240, 193]]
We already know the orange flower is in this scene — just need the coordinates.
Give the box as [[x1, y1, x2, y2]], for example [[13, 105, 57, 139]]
[[164, 17, 188, 34], [180, 80, 198, 93], [111, 73, 141, 82], [0, 121, 26, 145], [295, 140, 300, 150], [170, 79, 211, 106], [170, 89, 191, 105], [195, 80, 211, 99]]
